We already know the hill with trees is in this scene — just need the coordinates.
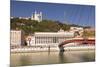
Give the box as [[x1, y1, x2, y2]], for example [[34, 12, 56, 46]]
[[11, 18, 84, 35]]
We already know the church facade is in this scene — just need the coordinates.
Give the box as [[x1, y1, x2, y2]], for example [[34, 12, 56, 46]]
[[31, 11, 42, 22]]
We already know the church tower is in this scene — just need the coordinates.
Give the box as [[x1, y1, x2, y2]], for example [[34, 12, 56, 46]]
[[31, 12, 34, 20]]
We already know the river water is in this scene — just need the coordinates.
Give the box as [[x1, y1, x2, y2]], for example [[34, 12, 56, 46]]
[[10, 50, 95, 67]]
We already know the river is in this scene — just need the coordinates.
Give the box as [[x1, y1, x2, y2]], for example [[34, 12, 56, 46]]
[[10, 50, 95, 67]]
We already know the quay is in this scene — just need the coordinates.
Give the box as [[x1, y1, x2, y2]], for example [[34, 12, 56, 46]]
[[11, 45, 95, 53]]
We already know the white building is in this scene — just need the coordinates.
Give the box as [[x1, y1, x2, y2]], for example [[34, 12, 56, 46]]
[[26, 31, 74, 47], [70, 27, 83, 32], [19, 17, 30, 20], [31, 11, 42, 22], [70, 27, 83, 37], [10, 17, 14, 19], [10, 30, 25, 46]]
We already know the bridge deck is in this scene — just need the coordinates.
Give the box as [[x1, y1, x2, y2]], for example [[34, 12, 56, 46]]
[[59, 38, 95, 47]]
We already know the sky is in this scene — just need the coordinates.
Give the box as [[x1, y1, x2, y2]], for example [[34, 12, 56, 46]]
[[11, 0, 95, 27]]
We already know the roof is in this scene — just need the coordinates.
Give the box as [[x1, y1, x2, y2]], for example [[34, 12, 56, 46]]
[[34, 32, 74, 37]]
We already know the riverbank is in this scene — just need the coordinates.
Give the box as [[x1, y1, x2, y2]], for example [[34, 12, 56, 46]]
[[11, 50, 95, 67], [11, 45, 95, 53]]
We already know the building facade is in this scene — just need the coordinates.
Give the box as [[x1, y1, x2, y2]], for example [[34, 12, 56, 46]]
[[26, 31, 74, 47], [70, 27, 83, 37], [31, 11, 42, 22], [19, 17, 30, 20], [10, 30, 25, 46]]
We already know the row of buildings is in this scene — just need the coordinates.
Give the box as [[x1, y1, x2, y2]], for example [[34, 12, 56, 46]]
[[11, 11, 42, 22], [10, 27, 83, 47]]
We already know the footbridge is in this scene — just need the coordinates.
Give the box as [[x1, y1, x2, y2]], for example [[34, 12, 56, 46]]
[[58, 38, 95, 48]]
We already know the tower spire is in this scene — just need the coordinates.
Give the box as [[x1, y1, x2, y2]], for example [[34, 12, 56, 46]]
[[35, 10, 37, 14]]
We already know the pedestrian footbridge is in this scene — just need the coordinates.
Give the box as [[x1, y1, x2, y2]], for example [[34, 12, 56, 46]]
[[58, 38, 95, 48]]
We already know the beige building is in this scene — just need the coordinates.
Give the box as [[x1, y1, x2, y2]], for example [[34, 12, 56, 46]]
[[10, 30, 25, 46]]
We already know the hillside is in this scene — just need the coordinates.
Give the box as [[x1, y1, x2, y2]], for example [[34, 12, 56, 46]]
[[11, 18, 83, 35]]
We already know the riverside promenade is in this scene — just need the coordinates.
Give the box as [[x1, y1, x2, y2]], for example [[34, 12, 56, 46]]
[[11, 45, 95, 53]]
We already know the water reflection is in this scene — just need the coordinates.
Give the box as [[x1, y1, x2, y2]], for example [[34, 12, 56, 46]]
[[11, 51, 95, 67], [59, 52, 66, 63], [81, 52, 95, 62], [20, 55, 32, 66]]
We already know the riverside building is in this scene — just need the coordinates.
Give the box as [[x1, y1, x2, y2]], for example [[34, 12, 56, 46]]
[[10, 30, 25, 46], [26, 30, 75, 47], [70, 27, 83, 37]]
